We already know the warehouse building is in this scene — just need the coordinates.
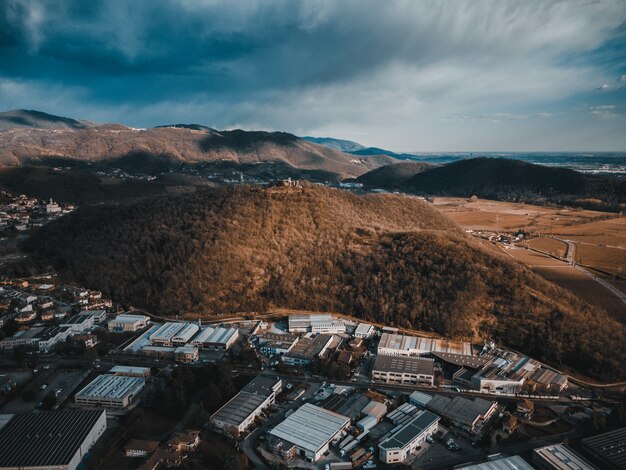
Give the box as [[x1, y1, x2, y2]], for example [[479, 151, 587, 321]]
[[192, 326, 239, 350], [269, 403, 350, 462], [170, 323, 200, 346], [110, 365, 151, 378], [378, 410, 440, 464], [377, 333, 474, 357], [409, 391, 433, 408], [257, 333, 299, 356], [371, 355, 436, 386], [108, 313, 150, 332], [426, 395, 497, 434], [37, 326, 72, 352], [149, 322, 189, 346], [288, 314, 345, 334], [581, 427, 626, 470], [0, 410, 107, 470], [75, 374, 145, 409], [282, 334, 339, 366], [60, 313, 94, 333], [211, 375, 282, 436], [354, 323, 375, 338], [0, 326, 71, 352], [470, 354, 542, 395], [532, 443, 597, 470]]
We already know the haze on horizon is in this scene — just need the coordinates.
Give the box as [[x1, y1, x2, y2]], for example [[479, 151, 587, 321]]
[[1, 0, 626, 152]]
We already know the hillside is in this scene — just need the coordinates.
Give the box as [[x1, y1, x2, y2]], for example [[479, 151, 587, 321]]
[[0, 110, 391, 179], [355, 161, 436, 189], [0, 109, 94, 131], [402, 157, 626, 208], [25, 185, 626, 380], [302, 136, 365, 152]]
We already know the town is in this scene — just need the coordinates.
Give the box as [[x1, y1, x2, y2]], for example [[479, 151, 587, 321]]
[[0, 274, 624, 470]]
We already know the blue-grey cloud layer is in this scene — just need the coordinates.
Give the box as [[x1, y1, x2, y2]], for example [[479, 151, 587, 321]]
[[1, 0, 625, 151]]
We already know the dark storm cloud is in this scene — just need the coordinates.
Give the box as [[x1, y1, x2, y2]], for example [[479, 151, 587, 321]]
[[1, 0, 626, 150]]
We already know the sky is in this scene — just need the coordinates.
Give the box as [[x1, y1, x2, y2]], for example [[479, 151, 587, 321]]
[[1, 0, 626, 152]]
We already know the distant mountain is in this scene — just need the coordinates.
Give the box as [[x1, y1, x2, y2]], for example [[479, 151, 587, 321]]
[[401, 157, 626, 208], [26, 184, 626, 380], [0, 110, 392, 179], [302, 136, 365, 152], [0, 109, 94, 131], [355, 161, 436, 189], [301, 137, 423, 161]]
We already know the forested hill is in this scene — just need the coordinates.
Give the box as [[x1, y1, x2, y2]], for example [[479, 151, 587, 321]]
[[400, 157, 626, 208], [25, 185, 626, 380]]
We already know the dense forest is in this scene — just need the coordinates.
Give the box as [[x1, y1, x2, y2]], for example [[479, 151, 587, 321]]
[[25, 185, 626, 380]]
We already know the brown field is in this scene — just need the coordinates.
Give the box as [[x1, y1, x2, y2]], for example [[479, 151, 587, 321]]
[[575, 244, 626, 277], [524, 237, 568, 258], [434, 198, 626, 319], [433, 197, 613, 233], [501, 246, 566, 267], [533, 266, 626, 323]]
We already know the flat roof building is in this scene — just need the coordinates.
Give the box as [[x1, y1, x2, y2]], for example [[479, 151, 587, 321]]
[[75, 374, 145, 409], [108, 314, 150, 332], [0, 410, 107, 470], [60, 313, 94, 333], [581, 427, 626, 470], [269, 403, 350, 462], [426, 395, 497, 434], [211, 376, 282, 436], [110, 365, 151, 378], [372, 355, 435, 386], [354, 323, 375, 338], [379, 410, 440, 464], [532, 443, 597, 470], [377, 333, 473, 357]]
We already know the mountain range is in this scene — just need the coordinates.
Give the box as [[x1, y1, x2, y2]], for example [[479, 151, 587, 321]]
[[0, 110, 391, 179]]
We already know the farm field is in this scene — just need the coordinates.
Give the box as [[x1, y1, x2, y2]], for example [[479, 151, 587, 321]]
[[574, 244, 626, 277], [437, 197, 626, 321], [523, 237, 568, 259], [533, 266, 626, 323], [433, 197, 613, 233]]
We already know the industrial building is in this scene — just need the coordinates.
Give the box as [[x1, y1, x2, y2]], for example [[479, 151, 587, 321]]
[[170, 323, 200, 346], [108, 313, 150, 332], [532, 443, 597, 470], [257, 333, 299, 356], [378, 410, 440, 464], [150, 322, 192, 346], [211, 376, 282, 436], [110, 365, 151, 378], [282, 334, 340, 366], [426, 395, 497, 434], [354, 323, 375, 338], [409, 391, 433, 408], [75, 374, 145, 409], [377, 333, 474, 357], [192, 326, 238, 350], [457, 455, 535, 470], [470, 354, 542, 395], [288, 314, 345, 334], [581, 427, 626, 470], [269, 403, 350, 462], [60, 313, 94, 333], [0, 325, 71, 352], [371, 355, 436, 386], [0, 410, 107, 470]]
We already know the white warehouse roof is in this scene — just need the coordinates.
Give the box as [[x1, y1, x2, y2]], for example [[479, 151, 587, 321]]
[[171, 323, 199, 342], [75, 374, 144, 400], [150, 322, 186, 342], [269, 403, 349, 454]]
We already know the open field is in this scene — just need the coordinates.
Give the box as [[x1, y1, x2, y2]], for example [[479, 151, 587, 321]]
[[434, 197, 626, 318], [499, 246, 566, 267], [523, 238, 568, 259], [433, 197, 614, 233], [532, 266, 626, 323], [574, 244, 626, 277]]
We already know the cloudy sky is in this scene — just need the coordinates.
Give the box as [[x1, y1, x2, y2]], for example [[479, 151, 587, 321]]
[[1, 0, 625, 151]]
